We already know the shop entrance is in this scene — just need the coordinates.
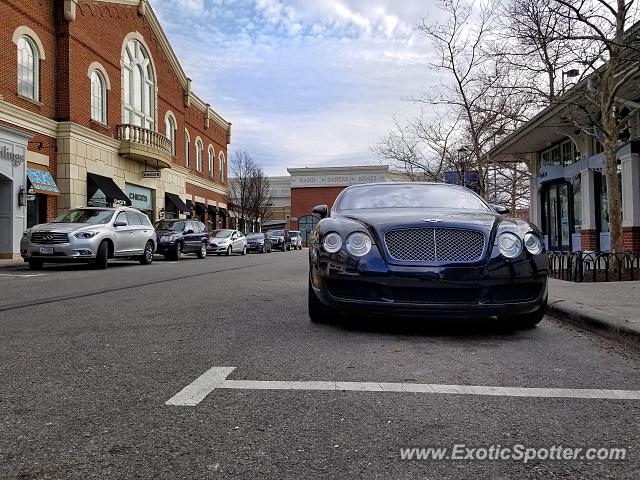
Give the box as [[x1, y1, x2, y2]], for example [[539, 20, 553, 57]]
[[0, 174, 13, 255], [541, 181, 572, 251]]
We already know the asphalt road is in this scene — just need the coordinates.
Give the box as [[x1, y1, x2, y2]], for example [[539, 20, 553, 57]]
[[1, 250, 639, 479]]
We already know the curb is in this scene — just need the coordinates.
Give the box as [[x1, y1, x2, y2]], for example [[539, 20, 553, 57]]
[[548, 299, 640, 342]]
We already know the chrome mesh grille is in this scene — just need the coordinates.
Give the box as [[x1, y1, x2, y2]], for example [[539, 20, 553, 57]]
[[384, 228, 485, 263], [31, 232, 70, 244]]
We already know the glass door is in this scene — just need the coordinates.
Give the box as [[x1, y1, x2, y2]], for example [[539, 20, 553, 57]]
[[542, 182, 573, 251]]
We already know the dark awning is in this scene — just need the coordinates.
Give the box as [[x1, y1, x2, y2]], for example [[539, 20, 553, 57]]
[[165, 192, 189, 213], [208, 204, 218, 216], [218, 207, 228, 217], [195, 202, 207, 214], [87, 173, 130, 206], [186, 199, 193, 210], [27, 167, 60, 196]]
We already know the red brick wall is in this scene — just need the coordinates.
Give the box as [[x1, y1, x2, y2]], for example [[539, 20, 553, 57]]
[[581, 229, 598, 251], [290, 186, 346, 229], [623, 227, 640, 252]]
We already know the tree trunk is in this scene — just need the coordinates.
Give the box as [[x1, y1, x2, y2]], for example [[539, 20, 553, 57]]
[[603, 139, 624, 252]]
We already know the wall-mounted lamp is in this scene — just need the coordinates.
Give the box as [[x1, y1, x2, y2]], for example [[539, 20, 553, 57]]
[[18, 185, 27, 206]]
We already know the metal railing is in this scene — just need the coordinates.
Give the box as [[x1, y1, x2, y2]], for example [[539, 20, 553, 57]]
[[117, 124, 172, 155], [548, 251, 640, 282]]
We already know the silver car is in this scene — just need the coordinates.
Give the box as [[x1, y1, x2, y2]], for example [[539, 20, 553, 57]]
[[289, 230, 303, 250], [208, 229, 247, 256], [21, 207, 156, 270]]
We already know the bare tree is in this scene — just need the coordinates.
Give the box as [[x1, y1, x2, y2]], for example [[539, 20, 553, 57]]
[[547, 0, 640, 252], [228, 150, 272, 232], [414, 0, 531, 198]]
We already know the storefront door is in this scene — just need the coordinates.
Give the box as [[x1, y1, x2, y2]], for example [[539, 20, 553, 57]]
[[541, 182, 573, 251]]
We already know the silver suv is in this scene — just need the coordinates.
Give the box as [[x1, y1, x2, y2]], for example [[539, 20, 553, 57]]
[[21, 207, 156, 270], [289, 230, 303, 250]]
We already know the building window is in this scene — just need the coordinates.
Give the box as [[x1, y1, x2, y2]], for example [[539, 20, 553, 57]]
[[123, 39, 155, 129], [90, 70, 107, 124], [208, 146, 214, 177], [540, 138, 579, 167], [165, 114, 176, 155], [184, 129, 190, 167], [219, 152, 225, 181], [195, 138, 203, 172], [17, 36, 39, 100]]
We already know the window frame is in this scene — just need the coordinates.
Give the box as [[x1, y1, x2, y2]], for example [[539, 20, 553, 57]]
[[165, 113, 176, 156], [90, 70, 107, 124], [195, 138, 203, 172], [184, 129, 190, 167], [218, 151, 225, 181], [208, 146, 214, 177], [17, 35, 39, 101], [122, 39, 156, 130]]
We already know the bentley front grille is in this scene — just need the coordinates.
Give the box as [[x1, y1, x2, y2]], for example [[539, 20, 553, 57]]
[[384, 227, 485, 263]]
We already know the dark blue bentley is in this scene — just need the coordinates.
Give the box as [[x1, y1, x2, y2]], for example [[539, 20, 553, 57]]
[[307, 183, 548, 328]]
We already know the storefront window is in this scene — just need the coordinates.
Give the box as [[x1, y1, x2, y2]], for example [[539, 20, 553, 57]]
[[298, 215, 319, 246], [540, 139, 579, 167], [571, 177, 581, 232]]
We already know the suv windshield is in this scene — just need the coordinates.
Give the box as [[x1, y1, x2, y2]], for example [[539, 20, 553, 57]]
[[212, 230, 233, 238], [268, 230, 284, 237], [155, 221, 185, 231], [52, 209, 114, 224], [336, 184, 490, 211]]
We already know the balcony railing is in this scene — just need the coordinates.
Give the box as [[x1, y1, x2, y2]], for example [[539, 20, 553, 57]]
[[117, 124, 173, 169]]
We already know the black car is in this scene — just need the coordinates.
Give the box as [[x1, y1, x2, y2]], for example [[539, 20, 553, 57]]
[[308, 182, 548, 328], [266, 229, 291, 251], [154, 219, 209, 260], [246, 232, 272, 253]]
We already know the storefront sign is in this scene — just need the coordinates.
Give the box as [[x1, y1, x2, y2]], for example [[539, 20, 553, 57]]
[[0, 146, 25, 166], [290, 173, 387, 188], [125, 183, 154, 210], [142, 170, 161, 178]]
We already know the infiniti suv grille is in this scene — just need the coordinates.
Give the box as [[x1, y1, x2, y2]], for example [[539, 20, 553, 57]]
[[384, 227, 485, 263], [31, 232, 70, 244]]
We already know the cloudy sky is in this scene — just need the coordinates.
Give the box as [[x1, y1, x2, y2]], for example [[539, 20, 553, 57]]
[[149, 0, 436, 175]]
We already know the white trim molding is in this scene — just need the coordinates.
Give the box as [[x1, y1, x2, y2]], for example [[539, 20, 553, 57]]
[[12, 26, 46, 60], [87, 61, 111, 90]]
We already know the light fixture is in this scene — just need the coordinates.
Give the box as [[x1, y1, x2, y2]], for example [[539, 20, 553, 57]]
[[18, 185, 27, 206]]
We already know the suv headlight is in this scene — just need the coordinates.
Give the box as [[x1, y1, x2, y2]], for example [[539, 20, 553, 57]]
[[524, 233, 543, 255], [22, 229, 32, 241], [497, 232, 522, 258], [345, 232, 372, 257], [74, 231, 97, 239], [322, 232, 342, 253]]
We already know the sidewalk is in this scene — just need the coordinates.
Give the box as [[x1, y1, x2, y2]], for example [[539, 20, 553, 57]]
[[0, 258, 24, 269], [548, 278, 640, 339]]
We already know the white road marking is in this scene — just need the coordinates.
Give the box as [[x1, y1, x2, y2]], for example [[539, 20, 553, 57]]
[[165, 367, 640, 406], [0, 273, 45, 278]]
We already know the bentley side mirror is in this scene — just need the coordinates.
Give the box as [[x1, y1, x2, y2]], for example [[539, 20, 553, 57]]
[[493, 205, 510, 215], [312, 204, 329, 219]]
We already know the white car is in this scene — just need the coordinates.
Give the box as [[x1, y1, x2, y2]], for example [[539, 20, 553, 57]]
[[208, 229, 247, 256]]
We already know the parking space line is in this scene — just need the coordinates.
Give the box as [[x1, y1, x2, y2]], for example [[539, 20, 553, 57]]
[[0, 273, 45, 278], [165, 366, 640, 406]]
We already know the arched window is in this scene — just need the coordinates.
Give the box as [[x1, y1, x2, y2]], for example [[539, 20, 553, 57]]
[[90, 70, 107, 124], [123, 39, 155, 129], [165, 114, 176, 156], [17, 36, 39, 100], [208, 146, 214, 177], [195, 138, 203, 172], [184, 129, 190, 167], [218, 152, 225, 181]]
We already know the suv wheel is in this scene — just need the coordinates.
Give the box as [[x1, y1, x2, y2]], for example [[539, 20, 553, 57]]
[[140, 241, 154, 265], [225, 246, 232, 256], [173, 242, 182, 261], [241, 245, 246, 256], [28, 259, 43, 270], [197, 241, 207, 259], [94, 240, 109, 269]]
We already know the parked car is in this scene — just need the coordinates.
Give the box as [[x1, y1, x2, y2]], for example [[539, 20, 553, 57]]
[[307, 182, 548, 328], [246, 232, 272, 253], [289, 230, 303, 250], [266, 229, 291, 251], [21, 207, 156, 270], [154, 219, 209, 260], [209, 229, 247, 255]]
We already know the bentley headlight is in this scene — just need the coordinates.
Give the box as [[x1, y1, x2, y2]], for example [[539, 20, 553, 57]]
[[345, 232, 372, 257], [74, 231, 97, 239], [524, 232, 543, 255], [498, 232, 522, 258], [322, 232, 342, 253]]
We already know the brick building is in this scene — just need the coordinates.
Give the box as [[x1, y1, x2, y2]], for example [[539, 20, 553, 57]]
[[0, 0, 231, 258]]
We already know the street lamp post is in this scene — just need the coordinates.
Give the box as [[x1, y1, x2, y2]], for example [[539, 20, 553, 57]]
[[561, 69, 580, 93], [457, 146, 468, 188]]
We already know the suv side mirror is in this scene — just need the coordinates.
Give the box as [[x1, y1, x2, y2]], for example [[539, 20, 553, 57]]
[[312, 204, 329, 219], [493, 205, 510, 215], [114, 220, 127, 227]]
